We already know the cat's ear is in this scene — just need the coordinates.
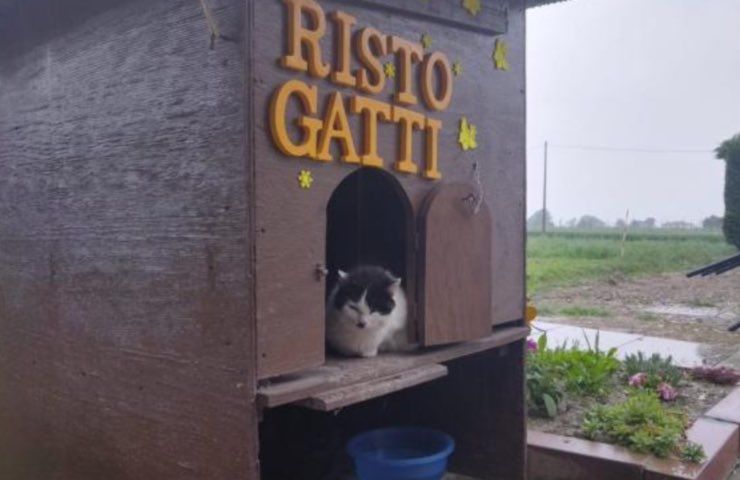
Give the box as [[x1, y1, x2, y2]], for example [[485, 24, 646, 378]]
[[338, 270, 348, 280]]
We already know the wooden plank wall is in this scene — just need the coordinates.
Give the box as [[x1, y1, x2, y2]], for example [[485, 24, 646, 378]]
[[254, 0, 526, 378], [0, 0, 258, 478]]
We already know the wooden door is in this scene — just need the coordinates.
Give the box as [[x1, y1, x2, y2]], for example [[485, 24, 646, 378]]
[[418, 183, 493, 345]]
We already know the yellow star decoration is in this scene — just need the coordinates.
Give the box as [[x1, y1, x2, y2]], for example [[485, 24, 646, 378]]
[[298, 170, 313, 189], [493, 38, 510, 71], [462, 0, 481, 16], [458, 117, 478, 151], [384, 61, 396, 78], [452, 61, 463, 76], [421, 33, 433, 50]]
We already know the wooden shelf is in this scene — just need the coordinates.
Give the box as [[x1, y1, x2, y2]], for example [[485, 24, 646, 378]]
[[257, 325, 528, 410], [296, 363, 449, 411]]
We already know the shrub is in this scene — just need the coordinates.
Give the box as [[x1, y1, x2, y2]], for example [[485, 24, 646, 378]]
[[526, 333, 620, 418], [681, 442, 706, 464], [526, 335, 567, 418], [582, 391, 687, 457], [623, 352, 683, 390], [716, 133, 740, 249]]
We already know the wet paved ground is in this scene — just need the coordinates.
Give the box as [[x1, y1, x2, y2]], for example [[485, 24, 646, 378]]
[[531, 320, 740, 368]]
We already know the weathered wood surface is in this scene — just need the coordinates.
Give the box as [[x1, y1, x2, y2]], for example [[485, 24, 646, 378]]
[[430, 341, 527, 480], [256, 325, 528, 408], [0, 0, 258, 479], [418, 182, 493, 345], [254, 0, 526, 378], [259, 342, 527, 480], [297, 363, 448, 411], [332, 0, 508, 36], [0, 0, 527, 476]]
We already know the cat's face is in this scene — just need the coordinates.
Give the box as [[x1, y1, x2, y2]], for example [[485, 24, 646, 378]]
[[332, 267, 401, 330]]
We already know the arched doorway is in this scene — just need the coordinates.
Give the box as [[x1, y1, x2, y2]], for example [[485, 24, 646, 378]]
[[325, 168, 414, 300]]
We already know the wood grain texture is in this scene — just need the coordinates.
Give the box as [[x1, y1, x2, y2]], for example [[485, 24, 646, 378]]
[[296, 363, 448, 411], [254, 0, 526, 378], [331, 0, 508, 36], [259, 341, 526, 480], [0, 0, 258, 478], [256, 325, 528, 408], [418, 182, 493, 345], [430, 341, 527, 480]]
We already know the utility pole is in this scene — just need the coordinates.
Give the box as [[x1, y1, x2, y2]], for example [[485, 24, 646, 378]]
[[620, 209, 630, 258], [542, 140, 548, 234]]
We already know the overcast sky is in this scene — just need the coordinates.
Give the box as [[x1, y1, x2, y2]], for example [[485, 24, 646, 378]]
[[526, 0, 740, 226]]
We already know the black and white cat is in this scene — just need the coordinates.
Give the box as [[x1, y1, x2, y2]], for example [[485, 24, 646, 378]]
[[326, 265, 409, 358]]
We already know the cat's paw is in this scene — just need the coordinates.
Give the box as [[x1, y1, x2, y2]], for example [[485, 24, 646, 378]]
[[359, 350, 378, 358]]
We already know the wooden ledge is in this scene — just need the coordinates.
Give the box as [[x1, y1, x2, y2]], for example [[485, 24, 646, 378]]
[[257, 325, 528, 410], [296, 363, 448, 411]]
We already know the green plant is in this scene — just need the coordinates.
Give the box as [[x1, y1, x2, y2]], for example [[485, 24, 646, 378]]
[[582, 391, 688, 458], [535, 305, 557, 316], [680, 441, 706, 464], [559, 305, 610, 317], [526, 335, 567, 418], [687, 298, 716, 308], [637, 312, 658, 322], [716, 133, 740, 249], [623, 352, 683, 389], [526, 333, 620, 418]]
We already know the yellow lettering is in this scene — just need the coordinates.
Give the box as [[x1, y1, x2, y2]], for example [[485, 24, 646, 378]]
[[350, 95, 392, 168], [269, 80, 322, 158], [423, 118, 442, 180], [388, 36, 423, 105], [355, 28, 387, 94], [317, 92, 360, 164], [392, 106, 425, 174], [280, 0, 330, 78], [329, 11, 357, 87], [421, 52, 453, 111]]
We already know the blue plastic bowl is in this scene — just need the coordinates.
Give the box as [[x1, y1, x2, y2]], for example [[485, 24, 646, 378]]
[[347, 427, 455, 480]]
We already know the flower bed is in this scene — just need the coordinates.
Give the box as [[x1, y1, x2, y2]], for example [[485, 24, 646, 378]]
[[525, 333, 738, 463]]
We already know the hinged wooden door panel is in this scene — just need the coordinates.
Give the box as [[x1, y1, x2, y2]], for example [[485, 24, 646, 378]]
[[418, 182, 492, 345]]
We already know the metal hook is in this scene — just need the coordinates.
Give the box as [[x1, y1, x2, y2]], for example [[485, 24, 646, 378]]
[[315, 263, 329, 281], [463, 162, 484, 215]]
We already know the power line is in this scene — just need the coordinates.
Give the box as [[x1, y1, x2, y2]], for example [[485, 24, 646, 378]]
[[529, 143, 714, 154]]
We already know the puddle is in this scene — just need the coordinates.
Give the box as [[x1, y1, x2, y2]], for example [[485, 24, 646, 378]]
[[644, 304, 721, 318]]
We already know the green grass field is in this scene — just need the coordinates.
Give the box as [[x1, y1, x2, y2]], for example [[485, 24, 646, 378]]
[[527, 230, 737, 293]]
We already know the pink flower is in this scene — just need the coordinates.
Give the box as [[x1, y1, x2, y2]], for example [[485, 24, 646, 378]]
[[657, 382, 678, 401], [526, 338, 538, 353], [628, 372, 648, 388]]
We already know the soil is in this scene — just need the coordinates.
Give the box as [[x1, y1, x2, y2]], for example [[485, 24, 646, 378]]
[[528, 377, 734, 439], [532, 269, 740, 348], [530, 270, 738, 440]]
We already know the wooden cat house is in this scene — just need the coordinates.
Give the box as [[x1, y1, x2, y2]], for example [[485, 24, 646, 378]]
[[0, 0, 552, 478]]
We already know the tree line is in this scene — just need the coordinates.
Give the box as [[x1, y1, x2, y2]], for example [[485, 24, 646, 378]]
[[526, 210, 724, 232]]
